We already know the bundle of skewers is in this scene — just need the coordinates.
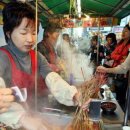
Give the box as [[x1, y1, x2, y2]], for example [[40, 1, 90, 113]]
[[67, 71, 107, 130]]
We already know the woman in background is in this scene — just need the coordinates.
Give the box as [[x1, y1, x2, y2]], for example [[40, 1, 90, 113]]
[[90, 35, 104, 67], [103, 33, 117, 67], [97, 24, 130, 110], [97, 51, 130, 112]]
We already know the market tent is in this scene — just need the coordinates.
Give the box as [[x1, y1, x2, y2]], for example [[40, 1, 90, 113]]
[[0, 0, 130, 27], [37, 0, 130, 27]]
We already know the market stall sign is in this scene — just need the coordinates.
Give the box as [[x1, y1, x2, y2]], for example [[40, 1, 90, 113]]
[[62, 17, 118, 28]]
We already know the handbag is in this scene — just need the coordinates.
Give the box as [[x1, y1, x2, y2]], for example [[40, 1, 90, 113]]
[[104, 59, 114, 67]]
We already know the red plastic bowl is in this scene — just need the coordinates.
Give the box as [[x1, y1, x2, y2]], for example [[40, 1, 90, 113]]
[[101, 102, 117, 113]]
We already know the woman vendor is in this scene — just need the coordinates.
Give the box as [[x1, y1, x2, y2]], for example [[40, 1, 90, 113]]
[[0, 1, 80, 130]]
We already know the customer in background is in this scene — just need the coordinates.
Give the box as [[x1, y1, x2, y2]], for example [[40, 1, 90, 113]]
[[110, 25, 130, 67], [97, 24, 130, 110], [62, 33, 70, 43], [97, 50, 130, 113], [90, 35, 104, 67], [97, 51, 130, 74], [57, 33, 74, 57], [103, 33, 117, 68]]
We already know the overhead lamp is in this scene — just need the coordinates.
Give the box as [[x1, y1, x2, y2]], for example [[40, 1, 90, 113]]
[[77, 0, 81, 18]]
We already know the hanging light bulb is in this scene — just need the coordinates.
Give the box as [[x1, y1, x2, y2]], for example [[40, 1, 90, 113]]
[[70, 0, 76, 17], [77, 0, 81, 18]]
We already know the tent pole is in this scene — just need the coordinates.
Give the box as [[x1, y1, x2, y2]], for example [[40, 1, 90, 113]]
[[123, 72, 130, 126], [97, 16, 101, 65]]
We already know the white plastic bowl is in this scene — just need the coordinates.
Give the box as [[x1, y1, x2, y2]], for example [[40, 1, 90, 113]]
[[122, 126, 130, 130]]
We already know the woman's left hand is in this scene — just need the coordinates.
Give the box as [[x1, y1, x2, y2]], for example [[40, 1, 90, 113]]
[[81, 98, 92, 111], [49, 64, 61, 73], [0, 88, 15, 113], [73, 92, 92, 111]]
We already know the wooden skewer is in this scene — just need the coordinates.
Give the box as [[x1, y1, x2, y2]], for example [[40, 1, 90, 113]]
[[69, 72, 107, 130], [81, 67, 85, 81]]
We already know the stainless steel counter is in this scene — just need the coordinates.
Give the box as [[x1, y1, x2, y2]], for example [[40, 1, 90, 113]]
[[102, 100, 124, 125], [37, 87, 125, 130]]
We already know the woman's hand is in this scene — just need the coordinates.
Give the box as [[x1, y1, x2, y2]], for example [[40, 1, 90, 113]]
[[96, 66, 108, 73], [73, 93, 92, 111], [0, 88, 15, 113], [49, 64, 61, 73], [73, 92, 81, 106], [81, 98, 92, 111]]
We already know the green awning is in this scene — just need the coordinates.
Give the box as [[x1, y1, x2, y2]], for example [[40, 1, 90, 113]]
[[38, 0, 130, 27], [1, 0, 130, 27]]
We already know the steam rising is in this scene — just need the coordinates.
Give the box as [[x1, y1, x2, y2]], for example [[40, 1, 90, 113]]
[[56, 35, 94, 86]]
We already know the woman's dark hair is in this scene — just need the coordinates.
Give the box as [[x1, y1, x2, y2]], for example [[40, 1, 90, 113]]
[[106, 33, 117, 44], [91, 35, 98, 42], [124, 24, 130, 31], [2, 1, 35, 42], [63, 33, 69, 38], [118, 23, 130, 45], [43, 23, 62, 39]]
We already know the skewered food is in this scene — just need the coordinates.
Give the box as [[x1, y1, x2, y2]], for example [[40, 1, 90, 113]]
[[66, 72, 107, 130]]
